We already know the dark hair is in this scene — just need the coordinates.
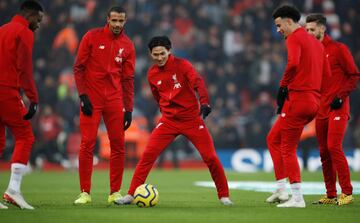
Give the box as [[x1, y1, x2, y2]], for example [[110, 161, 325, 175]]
[[107, 6, 126, 17], [20, 0, 43, 12], [148, 36, 172, 51], [272, 5, 301, 22], [306, 13, 327, 26]]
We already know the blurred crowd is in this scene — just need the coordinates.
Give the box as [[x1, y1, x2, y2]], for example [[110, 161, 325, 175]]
[[1, 0, 360, 168]]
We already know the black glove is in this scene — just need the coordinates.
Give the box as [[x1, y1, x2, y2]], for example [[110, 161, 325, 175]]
[[330, 97, 343, 110], [124, 111, 132, 130], [276, 86, 288, 114], [79, 94, 93, 116], [23, 102, 38, 120], [199, 104, 212, 119]]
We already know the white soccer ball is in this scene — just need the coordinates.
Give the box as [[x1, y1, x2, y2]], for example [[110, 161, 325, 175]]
[[133, 184, 159, 207]]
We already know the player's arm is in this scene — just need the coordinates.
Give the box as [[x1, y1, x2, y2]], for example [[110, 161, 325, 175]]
[[17, 29, 38, 103], [74, 32, 91, 96], [280, 36, 301, 87], [183, 60, 209, 105], [336, 43, 360, 99], [121, 42, 136, 112], [148, 75, 160, 105], [183, 60, 212, 118]]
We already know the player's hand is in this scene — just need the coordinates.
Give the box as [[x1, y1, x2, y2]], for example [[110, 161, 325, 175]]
[[200, 104, 212, 119], [124, 111, 132, 130], [79, 94, 93, 116], [23, 102, 38, 120], [330, 96, 343, 110], [276, 86, 288, 114]]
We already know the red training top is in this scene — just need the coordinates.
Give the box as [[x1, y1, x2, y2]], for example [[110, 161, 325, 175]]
[[317, 34, 359, 119], [0, 15, 38, 102], [74, 24, 135, 112], [280, 27, 330, 101], [148, 54, 209, 121]]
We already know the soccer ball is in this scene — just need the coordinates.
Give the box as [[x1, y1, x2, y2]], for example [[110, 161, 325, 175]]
[[133, 184, 159, 207]]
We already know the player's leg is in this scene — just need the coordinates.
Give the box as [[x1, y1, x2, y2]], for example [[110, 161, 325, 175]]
[[0, 121, 5, 158], [75, 104, 102, 204], [327, 113, 353, 205], [116, 120, 177, 205], [277, 100, 317, 208], [103, 99, 125, 203], [266, 117, 289, 203], [184, 119, 232, 205], [1, 96, 35, 209], [313, 118, 337, 204]]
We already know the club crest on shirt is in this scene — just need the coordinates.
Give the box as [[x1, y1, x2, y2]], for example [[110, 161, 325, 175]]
[[115, 48, 124, 63], [172, 73, 182, 89]]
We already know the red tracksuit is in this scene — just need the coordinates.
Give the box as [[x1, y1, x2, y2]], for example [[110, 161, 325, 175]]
[[127, 55, 229, 199], [0, 15, 38, 164], [267, 27, 331, 183], [315, 34, 359, 197], [74, 24, 135, 193]]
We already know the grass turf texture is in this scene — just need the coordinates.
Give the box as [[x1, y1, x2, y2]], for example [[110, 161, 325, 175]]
[[0, 170, 359, 223]]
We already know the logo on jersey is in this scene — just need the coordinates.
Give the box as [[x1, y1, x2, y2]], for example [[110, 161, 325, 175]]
[[99, 45, 105, 49], [281, 113, 286, 118], [115, 48, 124, 63], [157, 80, 162, 85], [156, 122, 163, 129], [172, 74, 182, 89], [199, 125, 204, 130], [334, 116, 341, 121]]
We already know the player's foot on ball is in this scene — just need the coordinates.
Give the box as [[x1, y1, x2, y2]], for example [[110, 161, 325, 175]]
[[266, 189, 289, 203], [312, 195, 337, 204], [276, 196, 305, 208], [108, 191, 122, 204], [219, 197, 233, 206], [337, 193, 353, 206], [3, 189, 34, 210], [115, 194, 134, 205], [0, 202, 8, 209], [74, 192, 91, 205]]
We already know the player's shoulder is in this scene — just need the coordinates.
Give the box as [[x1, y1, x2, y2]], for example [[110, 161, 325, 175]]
[[86, 27, 103, 36], [147, 65, 158, 81], [174, 56, 192, 68], [334, 40, 350, 52]]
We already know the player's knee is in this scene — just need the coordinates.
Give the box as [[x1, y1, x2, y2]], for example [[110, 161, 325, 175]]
[[202, 153, 217, 164]]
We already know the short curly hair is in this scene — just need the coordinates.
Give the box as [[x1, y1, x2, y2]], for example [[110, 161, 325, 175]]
[[272, 5, 301, 22]]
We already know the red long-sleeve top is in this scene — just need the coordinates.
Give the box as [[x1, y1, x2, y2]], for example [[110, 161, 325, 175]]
[[317, 34, 359, 119], [280, 27, 330, 100], [74, 25, 135, 111], [148, 55, 209, 120], [0, 15, 38, 102]]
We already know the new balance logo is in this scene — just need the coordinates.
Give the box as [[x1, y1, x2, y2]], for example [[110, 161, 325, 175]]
[[157, 80, 162, 85], [281, 113, 286, 117], [334, 116, 341, 121], [199, 125, 204, 130], [99, 45, 105, 49]]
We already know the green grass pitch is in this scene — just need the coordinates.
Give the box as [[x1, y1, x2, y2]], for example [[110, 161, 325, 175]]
[[0, 170, 359, 223]]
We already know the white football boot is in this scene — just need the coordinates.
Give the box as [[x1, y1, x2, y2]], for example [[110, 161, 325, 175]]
[[277, 196, 306, 208], [3, 189, 34, 210], [115, 194, 134, 205], [266, 189, 289, 203], [219, 197, 234, 206]]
